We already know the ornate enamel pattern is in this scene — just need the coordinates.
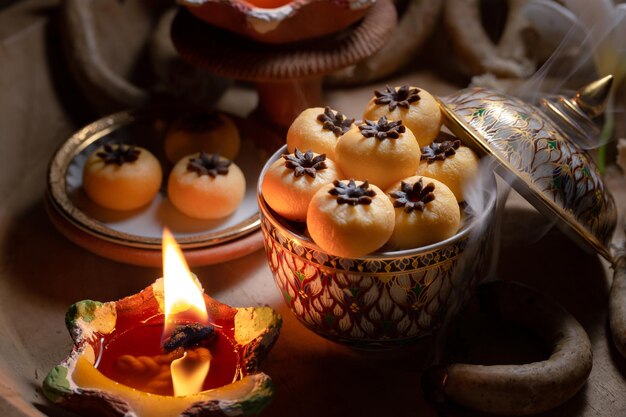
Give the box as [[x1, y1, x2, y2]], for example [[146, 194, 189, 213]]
[[259, 213, 494, 349], [441, 88, 617, 261]]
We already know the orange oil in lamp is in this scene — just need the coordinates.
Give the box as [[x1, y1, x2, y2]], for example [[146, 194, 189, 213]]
[[94, 229, 243, 396], [95, 317, 242, 396]]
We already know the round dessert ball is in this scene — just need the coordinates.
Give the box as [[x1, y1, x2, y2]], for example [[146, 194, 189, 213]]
[[417, 132, 480, 202], [261, 149, 342, 222], [307, 179, 395, 258], [286, 107, 355, 160], [83, 143, 162, 211], [334, 116, 421, 190], [167, 152, 245, 219], [385, 176, 461, 250], [363, 85, 442, 147], [164, 111, 240, 164]]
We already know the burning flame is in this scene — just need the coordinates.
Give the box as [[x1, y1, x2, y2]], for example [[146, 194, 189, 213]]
[[171, 351, 212, 397], [163, 228, 208, 329], [162, 228, 210, 396]]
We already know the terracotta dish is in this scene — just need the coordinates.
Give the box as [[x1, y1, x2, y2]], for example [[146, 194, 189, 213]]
[[178, 0, 375, 44]]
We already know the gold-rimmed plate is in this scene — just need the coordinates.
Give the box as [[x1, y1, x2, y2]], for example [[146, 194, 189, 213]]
[[47, 107, 276, 263]]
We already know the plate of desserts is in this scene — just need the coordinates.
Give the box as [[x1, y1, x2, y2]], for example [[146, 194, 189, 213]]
[[46, 106, 278, 266]]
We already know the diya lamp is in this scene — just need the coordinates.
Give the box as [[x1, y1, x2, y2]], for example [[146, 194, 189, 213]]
[[43, 229, 281, 416], [176, 0, 376, 45]]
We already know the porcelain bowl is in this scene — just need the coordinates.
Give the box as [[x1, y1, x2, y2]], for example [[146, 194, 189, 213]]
[[257, 146, 497, 349]]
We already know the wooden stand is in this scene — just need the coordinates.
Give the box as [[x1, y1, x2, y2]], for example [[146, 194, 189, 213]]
[[170, 0, 397, 128]]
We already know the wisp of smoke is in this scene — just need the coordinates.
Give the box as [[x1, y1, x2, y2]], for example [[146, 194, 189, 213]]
[[518, 0, 626, 150]]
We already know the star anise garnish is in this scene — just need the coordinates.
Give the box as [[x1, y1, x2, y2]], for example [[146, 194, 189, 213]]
[[181, 111, 223, 132], [187, 152, 231, 177], [374, 85, 421, 111], [97, 142, 141, 165], [283, 149, 328, 178], [359, 116, 406, 140], [328, 179, 376, 206], [390, 178, 436, 213], [316, 107, 354, 137], [421, 132, 461, 164]]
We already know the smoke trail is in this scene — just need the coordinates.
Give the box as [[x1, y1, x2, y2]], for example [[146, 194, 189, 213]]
[[518, 0, 626, 150]]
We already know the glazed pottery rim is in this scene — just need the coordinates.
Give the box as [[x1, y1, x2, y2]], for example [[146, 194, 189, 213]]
[[179, 0, 295, 13], [178, 0, 375, 14], [257, 145, 495, 261]]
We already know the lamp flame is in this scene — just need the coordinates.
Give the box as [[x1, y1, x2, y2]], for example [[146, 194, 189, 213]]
[[171, 349, 212, 397], [163, 228, 208, 331], [162, 228, 211, 396]]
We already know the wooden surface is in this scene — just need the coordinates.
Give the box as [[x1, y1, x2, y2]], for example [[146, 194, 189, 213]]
[[2, 2, 626, 417]]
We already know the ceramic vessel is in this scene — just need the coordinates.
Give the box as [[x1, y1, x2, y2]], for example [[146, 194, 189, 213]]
[[258, 146, 497, 349], [43, 278, 281, 416], [177, 0, 375, 44]]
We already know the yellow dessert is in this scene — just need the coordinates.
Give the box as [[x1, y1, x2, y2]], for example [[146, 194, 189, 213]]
[[417, 132, 480, 202], [167, 152, 245, 219], [307, 179, 395, 258], [83, 143, 162, 211], [362, 85, 442, 147], [286, 107, 355, 160], [261, 149, 342, 222], [334, 116, 421, 190], [386, 176, 460, 250], [164, 111, 240, 164]]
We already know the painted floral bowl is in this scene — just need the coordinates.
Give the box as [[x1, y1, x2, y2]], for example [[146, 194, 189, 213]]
[[257, 146, 497, 349], [177, 0, 375, 44]]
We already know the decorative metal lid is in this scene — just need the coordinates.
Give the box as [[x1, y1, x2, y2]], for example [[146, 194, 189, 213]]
[[438, 76, 617, 261]]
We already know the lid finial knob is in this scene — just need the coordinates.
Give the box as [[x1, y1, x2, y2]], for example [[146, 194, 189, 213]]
[[574, 74, 614, 119]]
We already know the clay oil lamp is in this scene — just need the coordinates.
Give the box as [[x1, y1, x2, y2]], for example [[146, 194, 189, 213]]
[[43, 229, 281, 416], [176, 0, 376, 45]]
